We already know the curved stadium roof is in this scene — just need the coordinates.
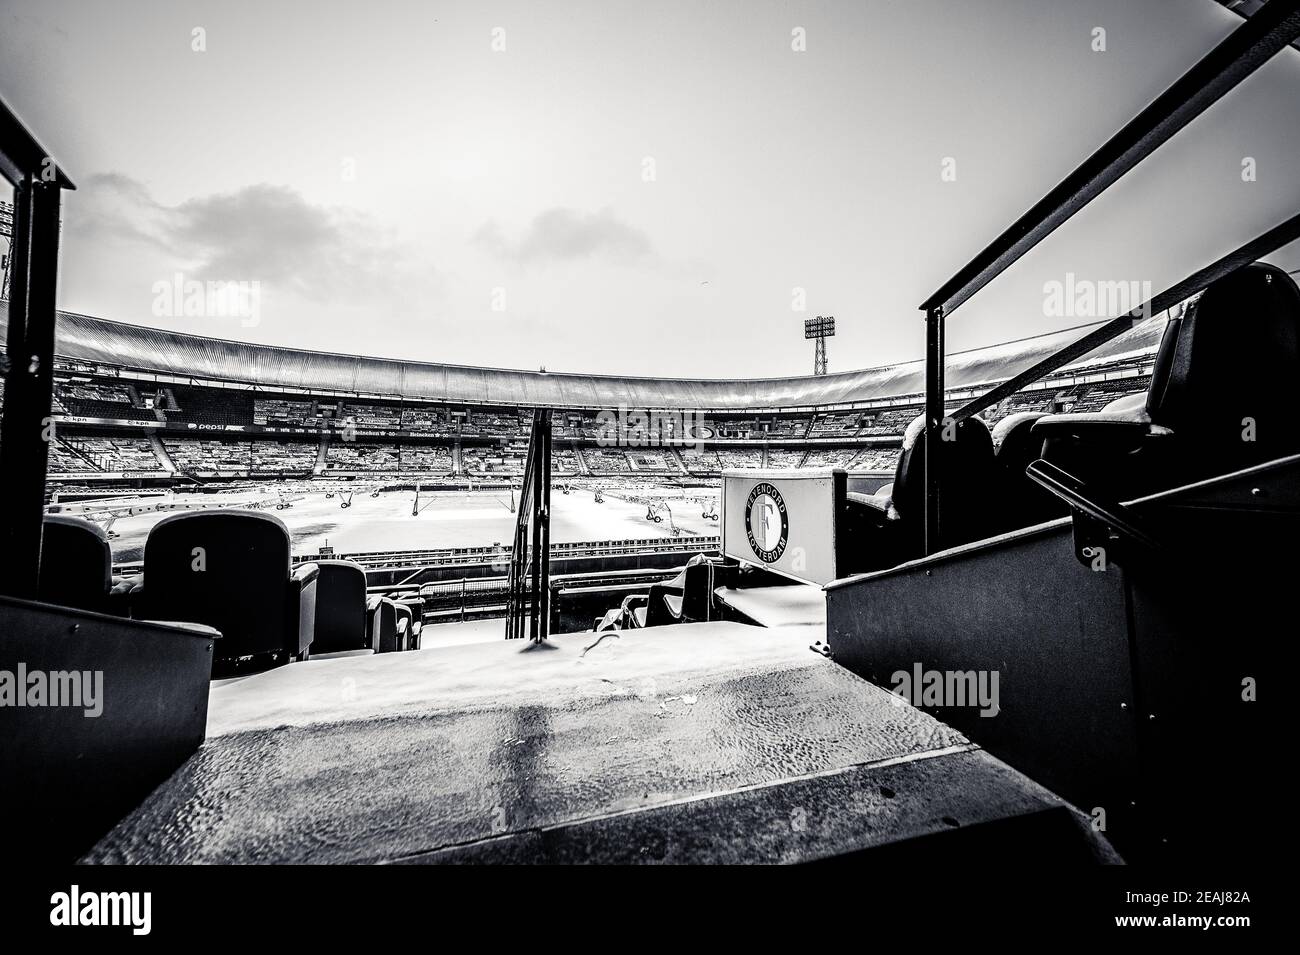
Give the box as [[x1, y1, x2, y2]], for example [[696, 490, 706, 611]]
[[2, 308, 1164, 411]]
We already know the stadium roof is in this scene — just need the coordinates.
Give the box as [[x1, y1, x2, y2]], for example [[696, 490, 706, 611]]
[[0, 307, 1163, 411]]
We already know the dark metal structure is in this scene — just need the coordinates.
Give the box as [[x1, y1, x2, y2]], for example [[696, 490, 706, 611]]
[[0, 97, 76, 598], [504, 408, 552, 642], [954, 210, 1300, 424], [804, 315, 835, 376], [917, 0, 1300, 554], [1, 198, 15, 298]]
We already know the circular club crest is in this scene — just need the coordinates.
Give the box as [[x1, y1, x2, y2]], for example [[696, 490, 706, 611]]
[[745, 482, 789, 564]]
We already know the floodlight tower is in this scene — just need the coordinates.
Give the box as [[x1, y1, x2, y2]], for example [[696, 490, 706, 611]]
[[804, 315, 835, 376]]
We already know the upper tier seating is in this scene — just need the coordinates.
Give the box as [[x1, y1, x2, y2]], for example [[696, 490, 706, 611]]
[[169, 386, 254, 427], [345, 404, 402, 429], [254, 398, 316, 427]]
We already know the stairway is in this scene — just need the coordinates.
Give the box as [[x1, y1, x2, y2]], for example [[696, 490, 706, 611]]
[[314, 433, 329, 475], [146, 430, 178, 473]]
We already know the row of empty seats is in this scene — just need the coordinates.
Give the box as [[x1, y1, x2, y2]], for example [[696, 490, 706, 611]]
[[845, 265, 1300, 571], [34, 511, 425, 671]]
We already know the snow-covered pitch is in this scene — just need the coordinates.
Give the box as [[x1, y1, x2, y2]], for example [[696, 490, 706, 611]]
[[103, 483, 722, 562]]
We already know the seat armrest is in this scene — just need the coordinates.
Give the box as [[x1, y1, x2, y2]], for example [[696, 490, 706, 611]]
[[1032, 391, 1161, 435], [1031, 405, 1168, 456], [105, 575, 141, 618], [292, 562, 320, 585], [286, 563, 319, 657], [367, 596, 398, 652]]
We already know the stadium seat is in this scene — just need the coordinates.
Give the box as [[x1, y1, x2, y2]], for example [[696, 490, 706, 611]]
[[645, 554, 721, 626], [594, 594, 648, 632], [394, 603, 413, 650], [395, 598, 424, 649], [1034, 263, 1300, 497], [310, 560, 371, 653], [137, 510, 319, 667], [368, 595, 399, 652], [990, 412, 1066, 530], [35, 515, 128, 615], [848, 413, 999, 569]]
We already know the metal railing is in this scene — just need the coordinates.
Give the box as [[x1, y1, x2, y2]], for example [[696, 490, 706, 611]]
[[915, 1, 1300, 556], [505, 409, 552, 641]]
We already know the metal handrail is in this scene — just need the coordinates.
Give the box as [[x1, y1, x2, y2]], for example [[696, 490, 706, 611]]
[[1025, 460, 1165, 558]]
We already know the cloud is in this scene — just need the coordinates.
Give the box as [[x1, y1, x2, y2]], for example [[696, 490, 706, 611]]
[[475, 207, 653, 265], [70, 174, 432, 304]]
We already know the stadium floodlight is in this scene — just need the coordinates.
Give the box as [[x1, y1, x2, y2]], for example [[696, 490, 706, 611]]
[[803, 316, 836, 339], [804, 315, 835, 375]]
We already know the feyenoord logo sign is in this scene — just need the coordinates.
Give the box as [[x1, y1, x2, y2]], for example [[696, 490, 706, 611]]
[[745, 482, 789, 564]]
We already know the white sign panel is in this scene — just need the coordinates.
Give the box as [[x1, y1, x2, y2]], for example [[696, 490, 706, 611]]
[[721, 468, 845, 586]]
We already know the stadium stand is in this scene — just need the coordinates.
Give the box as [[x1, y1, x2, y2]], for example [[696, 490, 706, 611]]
[[250, 441, 317, 474], [344, 403, 402, 429], [803, 447, 860, 468], [398, 445, 453, 472], [716, 448, 762, 468], [581, 448, 632, 473], [48, 439, 97, 472], [60, 435, 163, 472], [400, 406, 445, 433], [166, 439, 250, 475], [810, 412, 861, 436], [765, 448, 804, 467], [763, 415, 813, 437], [254, 398, 316, 427], [0, 305, 1160, 493], [169, 385, 255, 427], [327, 443, 401, 471], [554, 448, 581, 474]]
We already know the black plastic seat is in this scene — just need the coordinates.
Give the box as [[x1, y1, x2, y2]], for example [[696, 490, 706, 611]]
[[394, 603, 413, 650], [646, 554, 719, 626], [368, 596, 399, 652], [395, 598, 424, 649], [36, 515, 120, 614], [138, 510, 318, 666], [1034, 263, 1300, 496], [848, 412, 999, 570], [990, 412, 1066, 530], [311, 560, 370, 653]]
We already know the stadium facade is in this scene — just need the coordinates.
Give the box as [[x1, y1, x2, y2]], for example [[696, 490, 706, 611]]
[[0, 306, 1164, 483]]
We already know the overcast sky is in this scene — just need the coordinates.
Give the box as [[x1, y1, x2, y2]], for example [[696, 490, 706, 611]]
[[2, 0, 1299, 377]]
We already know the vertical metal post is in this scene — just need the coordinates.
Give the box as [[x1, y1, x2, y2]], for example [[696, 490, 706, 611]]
[[527, 413, 543, 642], [923, 305, 944, 556], [537, 415, 551, 642], [0, 178, 61, 597]]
